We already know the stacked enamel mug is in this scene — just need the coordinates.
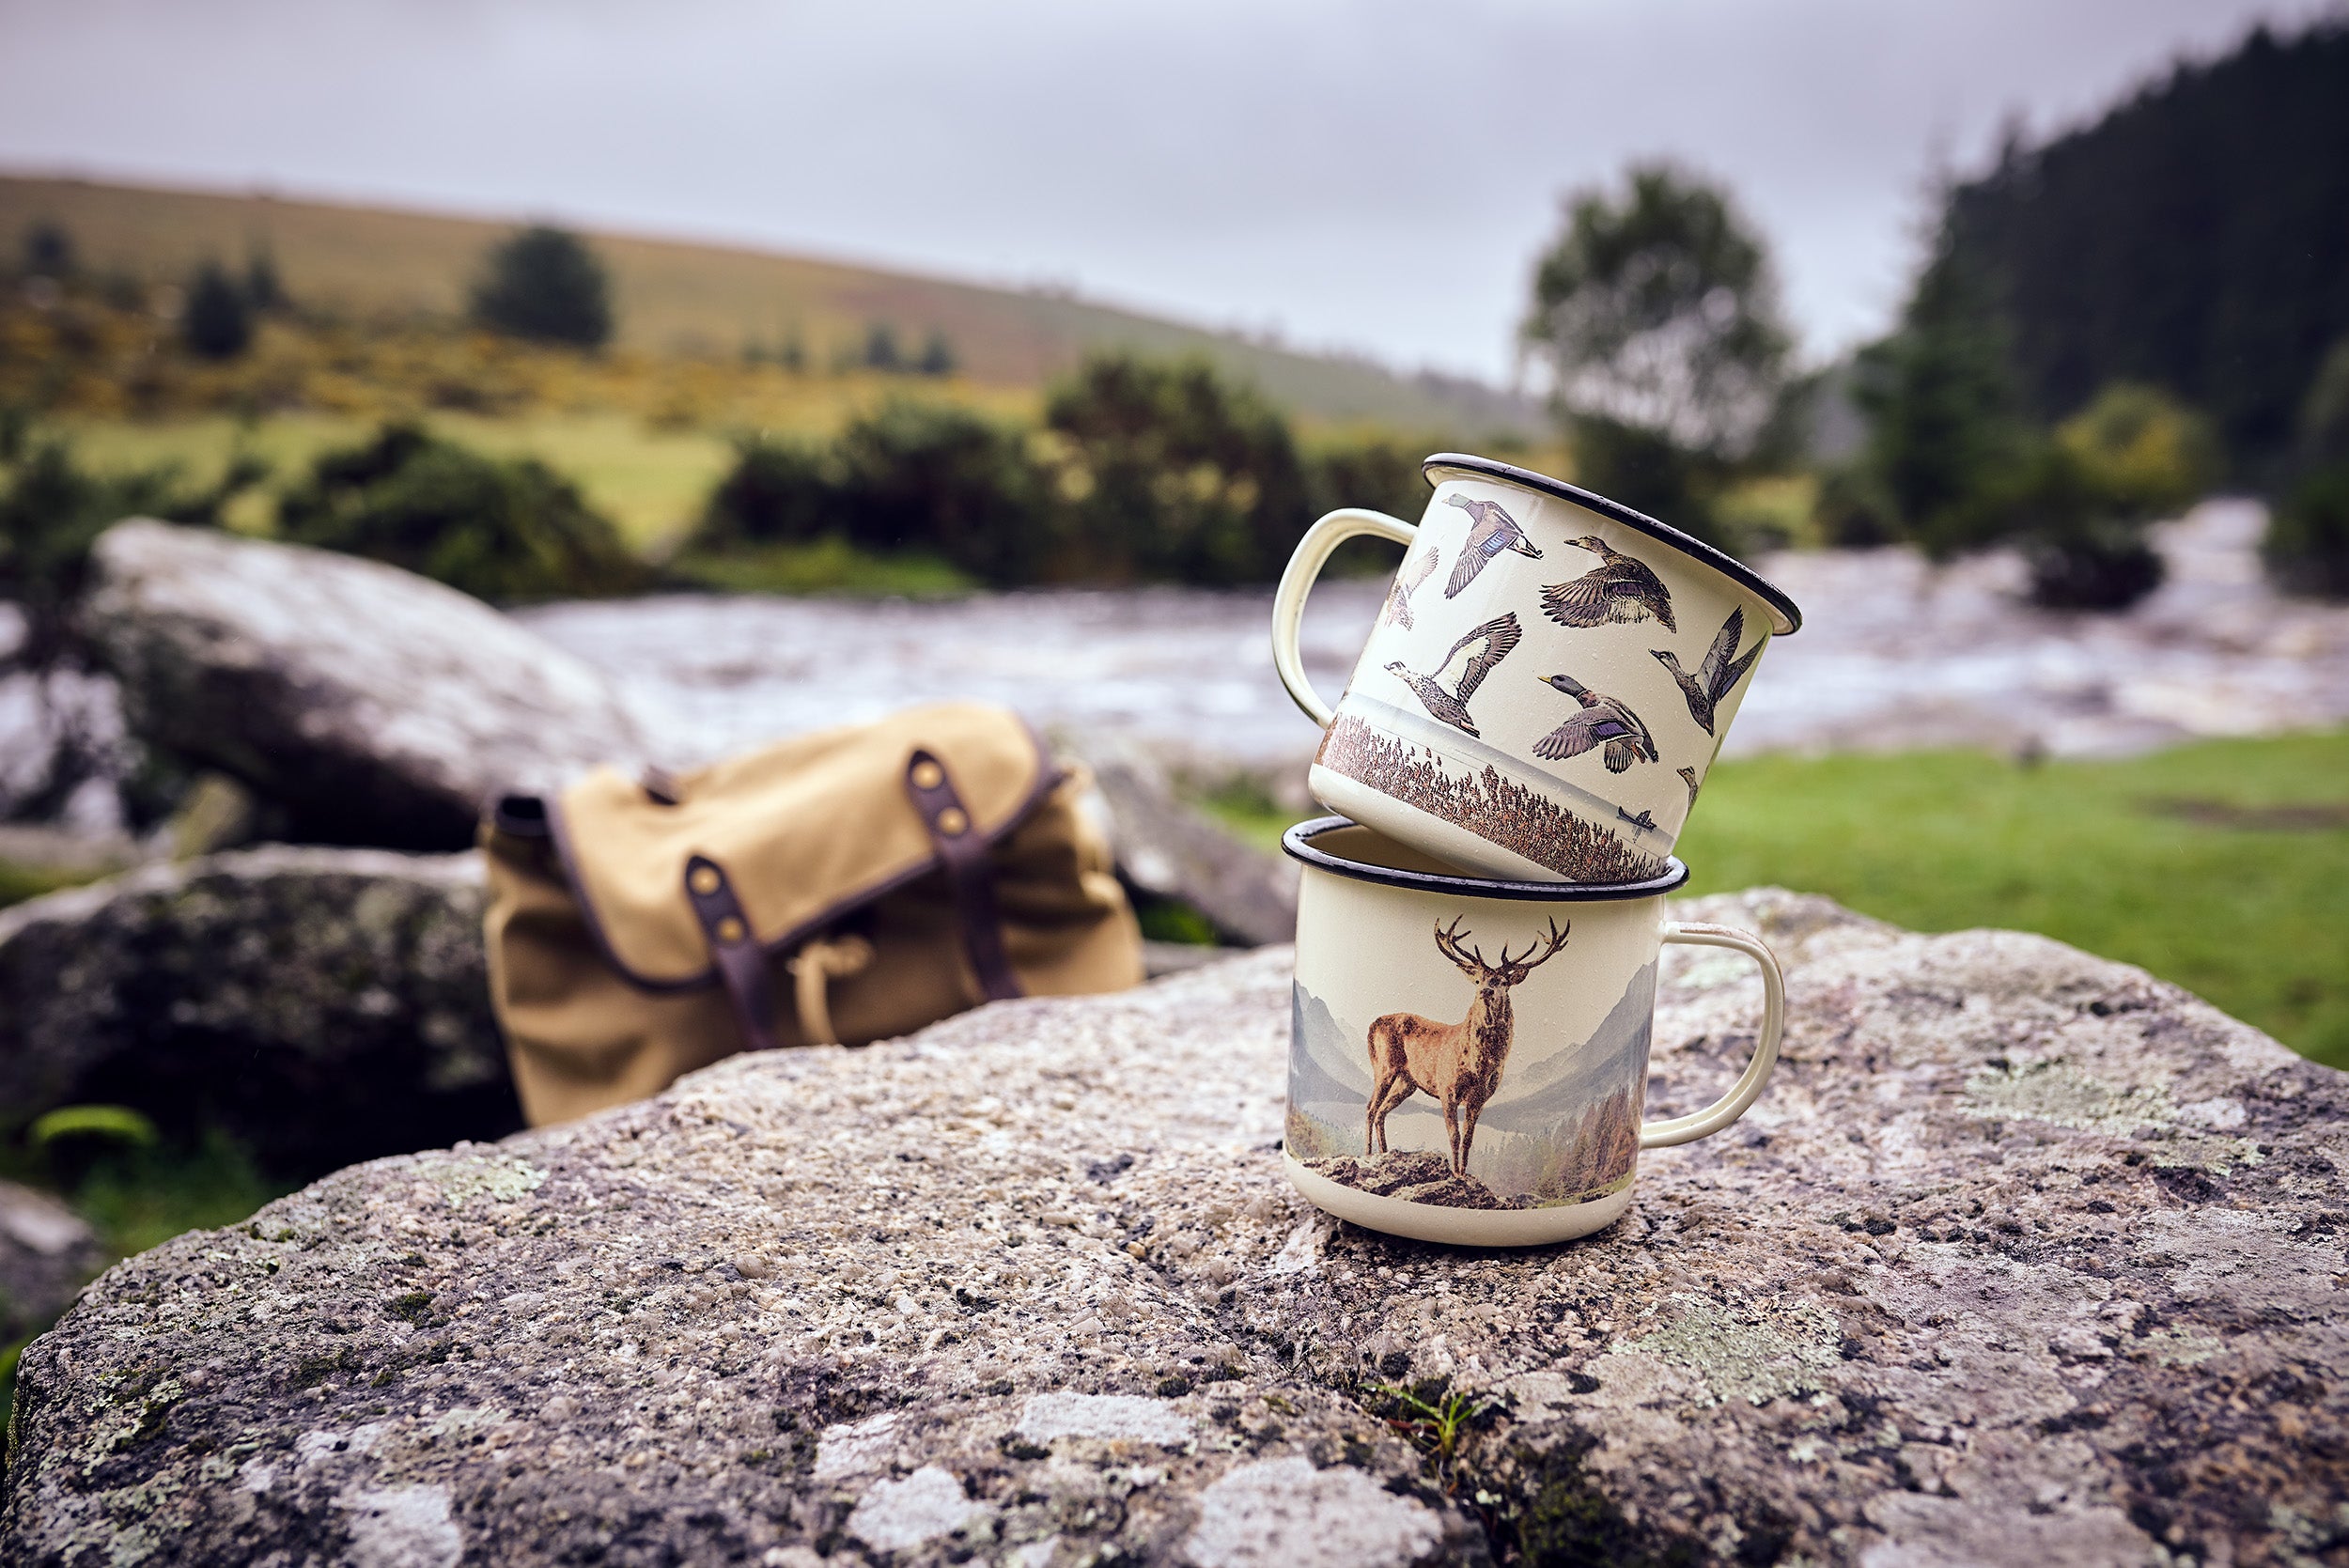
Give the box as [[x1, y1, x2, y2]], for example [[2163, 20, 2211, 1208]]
[[1267, 455, 1802, 1245]]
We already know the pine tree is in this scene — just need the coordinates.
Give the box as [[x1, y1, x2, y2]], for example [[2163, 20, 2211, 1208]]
[[469, 226, 614, 349], [182, 261, 254, 360]]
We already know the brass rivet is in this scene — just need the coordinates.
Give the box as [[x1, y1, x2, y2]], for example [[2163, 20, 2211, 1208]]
[[910, 759, 944, 790], [715, 915, 746, 944], [936, 806, 969, 836], [690, 865, 721, 896]]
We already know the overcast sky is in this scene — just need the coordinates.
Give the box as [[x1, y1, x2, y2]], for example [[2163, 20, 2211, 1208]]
[[0, 0, 2336, 382]]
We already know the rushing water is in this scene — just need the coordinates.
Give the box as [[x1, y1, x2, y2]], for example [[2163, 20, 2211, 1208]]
[[520, 500, 2349, 778], [7, 500, 2346, 832]]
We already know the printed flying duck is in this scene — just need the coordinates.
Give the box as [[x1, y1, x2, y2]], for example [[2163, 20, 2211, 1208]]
[[1440, 495, 1543, 598], [1386, 613, 1522, 736], [1533, 674, 1658, 773], [1380, 543, 1441, 629], [1540, 536, 1676, 631], [1653, 607, 1765, 735]]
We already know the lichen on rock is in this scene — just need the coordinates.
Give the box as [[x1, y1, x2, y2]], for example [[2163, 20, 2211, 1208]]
[[4, 890, 2344, 1566]]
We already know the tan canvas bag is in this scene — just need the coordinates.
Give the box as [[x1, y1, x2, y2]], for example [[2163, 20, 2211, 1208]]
[[481, 703, 1143, 1126]]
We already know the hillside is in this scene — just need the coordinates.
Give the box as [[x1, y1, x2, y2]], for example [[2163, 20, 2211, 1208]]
[[0, 173, 1539, 436]]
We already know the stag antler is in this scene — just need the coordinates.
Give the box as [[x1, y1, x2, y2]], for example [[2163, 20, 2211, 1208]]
[[1497, 917, 1572, 976], [1432, 915, 1487, 972]]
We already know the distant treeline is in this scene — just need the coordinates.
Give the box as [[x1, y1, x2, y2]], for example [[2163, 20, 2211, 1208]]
[[1813, 15, 2349, 605], [1933, 22, 2348, 482]]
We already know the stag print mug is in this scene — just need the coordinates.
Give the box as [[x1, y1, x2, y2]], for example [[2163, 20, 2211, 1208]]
[[1281, 817, 1784, 1247], [1270, 455, 1803, 884]]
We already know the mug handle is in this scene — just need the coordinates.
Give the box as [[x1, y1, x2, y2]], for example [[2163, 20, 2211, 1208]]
[[1639, 922, 1786, 1148], [1271, 506, 1420, 728]]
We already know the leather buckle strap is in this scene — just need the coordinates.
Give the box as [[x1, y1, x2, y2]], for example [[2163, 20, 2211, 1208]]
[[904, 748, 1023, 1002], [682, 854, 780, 1053]]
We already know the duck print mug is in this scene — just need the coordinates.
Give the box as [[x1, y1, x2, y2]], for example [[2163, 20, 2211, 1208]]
[[1271, 455, 1802, 884], [1281, 816, 1784, 1247]]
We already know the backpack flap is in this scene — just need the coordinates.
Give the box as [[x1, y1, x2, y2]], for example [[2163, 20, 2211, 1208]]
[[546, 703, 1054, 1039]]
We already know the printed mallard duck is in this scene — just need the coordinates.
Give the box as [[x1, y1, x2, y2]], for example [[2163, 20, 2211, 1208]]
[[1677, 766, 1701, 811], [1380, 543, 1441, 629], [1440, 495, 1543, 598], [1386, 613, 1522, 737], [1652, 607, 1764, 735], [1540, 536, 1676, 631], [1533, 674, 1658, 773]]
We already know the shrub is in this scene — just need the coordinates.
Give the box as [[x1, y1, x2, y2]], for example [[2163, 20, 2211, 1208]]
[[1967, 437, 2162, 612], [916, 331, 957, 377], [2056, 382, 2216, 520], [22, 221, 73, 277], [182, 261, 254, 360], [276, 424, 641, 602], [469, 226, 614, 349], [2262, 341, 2349, 598], [2265, 466, 2349, 598], [688, 402, 1049, 586], [1044, 353, 1314, 583], [695, 434, 834, 549], [829, 400, 1052, 582]]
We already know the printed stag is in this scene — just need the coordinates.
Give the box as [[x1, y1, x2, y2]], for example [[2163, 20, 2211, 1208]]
[[1365, 915, 1571, 1178]]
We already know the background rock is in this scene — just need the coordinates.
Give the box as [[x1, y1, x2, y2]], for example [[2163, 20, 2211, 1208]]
[[0, 1182, 102, 1348], [8, 890, 2343, 1565], [82, 520, 655, 851], [0, 845, 516, 1177], [1060, 732, 1298, 947]]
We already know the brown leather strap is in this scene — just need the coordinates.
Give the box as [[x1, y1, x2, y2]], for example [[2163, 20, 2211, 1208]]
[[682, 854, 780, 1053], [904, 748, 1023, 1002]]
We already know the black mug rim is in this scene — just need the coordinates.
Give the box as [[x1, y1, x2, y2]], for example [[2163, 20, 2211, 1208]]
[[1422, 452, 1803, 636], [1282, 815, 1691, 902]]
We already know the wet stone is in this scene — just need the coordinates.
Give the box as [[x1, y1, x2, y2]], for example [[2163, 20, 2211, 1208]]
[[5, 890, 2346, 1566]]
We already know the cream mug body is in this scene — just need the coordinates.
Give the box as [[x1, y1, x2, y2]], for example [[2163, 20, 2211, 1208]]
[[1272, 455, 1801, 883], [1281, 817, 1783, 1247]]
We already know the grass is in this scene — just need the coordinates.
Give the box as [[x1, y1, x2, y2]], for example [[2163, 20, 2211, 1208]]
[[663, 536, 975, 598], [1203, 731, 2349, 1068], [57, 408, 788, 551]]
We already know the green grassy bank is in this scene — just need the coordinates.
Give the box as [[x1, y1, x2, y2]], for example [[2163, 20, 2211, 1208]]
[[1214, 730, 2349, 1069]]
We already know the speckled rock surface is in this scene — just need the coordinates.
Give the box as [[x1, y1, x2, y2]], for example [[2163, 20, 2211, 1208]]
[[0, 846, 517, 1175], [82, 520, 655, 851], [6, 891, 2344, 1566]]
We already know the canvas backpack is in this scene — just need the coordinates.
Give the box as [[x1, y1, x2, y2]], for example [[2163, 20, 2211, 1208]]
[[481, 702, 1143, 1126]]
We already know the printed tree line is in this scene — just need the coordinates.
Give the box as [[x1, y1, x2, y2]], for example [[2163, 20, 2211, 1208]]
[[1472, 1084, 1641, 1204]]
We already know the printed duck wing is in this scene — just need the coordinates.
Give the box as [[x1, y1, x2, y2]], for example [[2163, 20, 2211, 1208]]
[[1445, 534, 1496, 598], [1533, 701, 1642, 765], [1610, 558, 1677, 631], [1540, 568, 1615, 628], [1440, 612, 1522, 704], [1696, 607, 1764, 702], [1401, 543, 1440, 593]]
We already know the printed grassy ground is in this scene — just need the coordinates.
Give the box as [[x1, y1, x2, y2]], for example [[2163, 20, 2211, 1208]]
[[1206, 731, 2349, 1069]]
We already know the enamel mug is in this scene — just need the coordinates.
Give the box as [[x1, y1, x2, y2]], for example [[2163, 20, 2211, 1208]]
[[1280, 816, 1783, 1247], [1271, 454, 1801, 883]]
